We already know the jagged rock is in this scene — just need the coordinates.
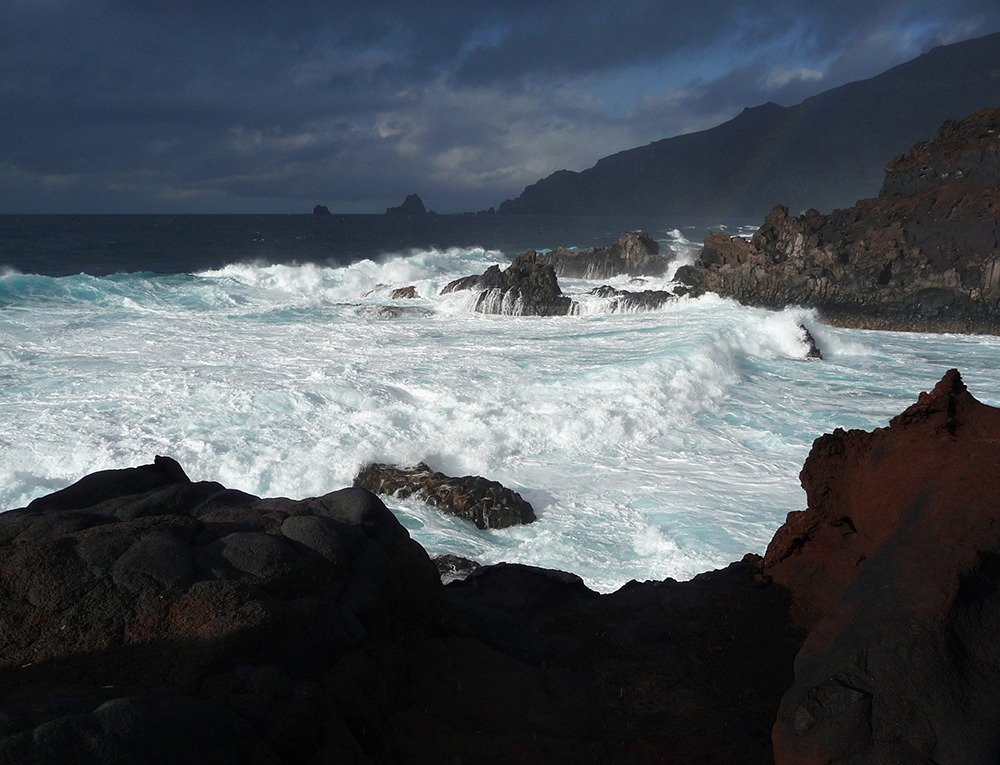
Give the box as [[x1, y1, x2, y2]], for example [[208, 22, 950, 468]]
[[765, 370, 1000, 764], [586, 284, 676, 312], [535, 231, 673, 279], [685, 108, 1000, 333], [441, 252, 572, 316], [385, 194, 427, 216], [391, 285, 418, 299], [312, 204, 331, 215], [353, 462, 536, 529]]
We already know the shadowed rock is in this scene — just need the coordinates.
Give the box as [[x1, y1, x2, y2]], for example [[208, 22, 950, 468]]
[[354, 462, 536, 529]]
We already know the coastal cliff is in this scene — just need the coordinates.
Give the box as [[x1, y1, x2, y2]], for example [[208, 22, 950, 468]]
[[680, 107, 1000, 333], [3, 371, 1000, 762]]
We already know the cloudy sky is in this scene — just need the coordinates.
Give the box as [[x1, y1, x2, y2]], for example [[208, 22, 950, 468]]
[[2, 0, 999, 214]]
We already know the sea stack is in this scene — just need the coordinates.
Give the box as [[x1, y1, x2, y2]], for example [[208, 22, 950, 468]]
[[385, 193, 427, 216]]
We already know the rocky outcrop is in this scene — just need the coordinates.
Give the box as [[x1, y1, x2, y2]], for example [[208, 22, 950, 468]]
[[312, 204, 331, 215], [354, 462, 536, 529], [535, 231, 672, 279], [385, 193, 427, 216], [390, 285, 418, 299], [764, 369, 1000, 763], [681, 108, 1000, 333], [441, 251, 573, 316]]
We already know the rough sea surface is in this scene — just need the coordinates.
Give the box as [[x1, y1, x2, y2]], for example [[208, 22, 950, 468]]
[[3, 215, 999, 592]]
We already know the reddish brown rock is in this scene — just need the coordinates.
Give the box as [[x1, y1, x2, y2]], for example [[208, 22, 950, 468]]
[[765, 370, 1000, 764]]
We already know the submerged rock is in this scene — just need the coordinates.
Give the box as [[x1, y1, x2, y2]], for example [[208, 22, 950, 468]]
[[685, 108, 1000, 333], [585, 284, 676, 312], [535, 231, 673, 279], [354, 462, 536, 529], [391, 285, 418, 299], [441, 251, 572, 316]]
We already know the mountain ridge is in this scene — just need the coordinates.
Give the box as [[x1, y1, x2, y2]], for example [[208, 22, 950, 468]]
[[498, 31, 1000, 218]]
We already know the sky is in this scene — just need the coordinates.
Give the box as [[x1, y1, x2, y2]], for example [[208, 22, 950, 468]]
[[2, 0, 999, 214]]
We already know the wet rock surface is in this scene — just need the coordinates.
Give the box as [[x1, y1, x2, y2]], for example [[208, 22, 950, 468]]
[[586, 284, 677, 312], [441, 251, 572, 316], [682, 108, 1000, 333], [354, 461, 536, 529]]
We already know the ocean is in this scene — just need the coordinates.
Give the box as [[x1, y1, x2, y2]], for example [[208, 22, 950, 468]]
[[3, 214, 999, 593]]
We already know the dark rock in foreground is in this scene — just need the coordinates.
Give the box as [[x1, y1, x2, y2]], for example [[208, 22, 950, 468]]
[[441, 251, 572, 316], [354, 461, 536, 529], [535, 231, 673, 279], [681, 108, 1000, 333]]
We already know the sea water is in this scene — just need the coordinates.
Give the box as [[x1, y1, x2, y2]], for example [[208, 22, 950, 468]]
[[3, 216, 1000, 592]]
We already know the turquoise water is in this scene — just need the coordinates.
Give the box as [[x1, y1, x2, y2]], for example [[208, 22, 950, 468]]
[[3, 231, 999, 591]]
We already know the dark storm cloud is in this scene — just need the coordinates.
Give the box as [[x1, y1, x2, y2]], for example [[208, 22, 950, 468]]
[[1, 0, 999, 213]]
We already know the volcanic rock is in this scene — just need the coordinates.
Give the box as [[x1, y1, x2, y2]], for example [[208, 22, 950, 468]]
[[535, 231, 672, 279], [683, 108, 1000, 333], [441, 251, 573, 316], [390, 285, 418, 299], [765, 369, 1000, 764], [354, 462, 536, 529], [312, 204, 330, 215]]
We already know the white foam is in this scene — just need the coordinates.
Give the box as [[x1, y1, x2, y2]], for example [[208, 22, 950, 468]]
[[5, 255, 1000, 592]]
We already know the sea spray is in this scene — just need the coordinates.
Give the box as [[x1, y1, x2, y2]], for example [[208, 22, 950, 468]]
[[4, 243, 1000, 592]]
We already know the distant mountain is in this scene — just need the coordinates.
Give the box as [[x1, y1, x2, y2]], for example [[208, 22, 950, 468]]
[[498, 32, 1000, 218]]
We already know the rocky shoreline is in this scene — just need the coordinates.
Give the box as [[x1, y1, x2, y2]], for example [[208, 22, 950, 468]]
[[681, 107, 1000, 334], [3, 370, 1000, 762]]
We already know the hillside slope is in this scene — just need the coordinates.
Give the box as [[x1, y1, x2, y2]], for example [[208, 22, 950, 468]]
[[498, 32, 1000, 218]]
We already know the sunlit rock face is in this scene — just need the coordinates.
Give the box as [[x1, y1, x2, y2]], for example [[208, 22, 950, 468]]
[[681, 108, 1000, 333]]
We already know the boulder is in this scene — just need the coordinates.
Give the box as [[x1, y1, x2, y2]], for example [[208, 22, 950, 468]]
[[441, 252, 573, 316], [354, 462, 536, 529], [391, 285, 418, 299]]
